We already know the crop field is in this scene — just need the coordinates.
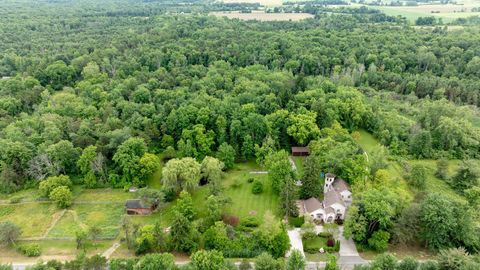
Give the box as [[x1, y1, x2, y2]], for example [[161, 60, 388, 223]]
[[210, 11, 314, 21]]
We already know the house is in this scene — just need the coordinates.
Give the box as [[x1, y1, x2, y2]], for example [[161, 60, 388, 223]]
[[125, 199, 153, 215], [325, 173, 352, 203], [291, 146, 309, 156], [300, 173, 351, 223]]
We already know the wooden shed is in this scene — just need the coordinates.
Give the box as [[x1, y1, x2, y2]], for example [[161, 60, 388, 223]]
[[291, 146, 309, 156], [125, 199, 153, 215]]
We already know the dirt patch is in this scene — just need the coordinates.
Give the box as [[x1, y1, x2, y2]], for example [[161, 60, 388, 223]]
[[210, 11, 314, 21]]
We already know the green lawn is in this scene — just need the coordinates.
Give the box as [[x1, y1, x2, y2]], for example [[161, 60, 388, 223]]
[[0, 189, 39, 201], [291, 156, 305, 179], [356, 129, 382, 153], [223, 162, 279, 219], [75, 188, 135, 202], [147, 153, 165, 189], [48, 210, 82, 237], [50, 203, 124, 238], [305, 252, 337, 262], [303, 236, 328, 251], [130, 161, 280, 228], [0, 203, 58, 237]]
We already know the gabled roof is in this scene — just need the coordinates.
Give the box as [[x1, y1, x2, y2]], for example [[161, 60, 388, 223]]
[[325, 206, 335, 215], [303, 197, 323, 213], [291, 146, 309, 153], [125, 199, 147, 209], [324, 190, 344, 208], [325, 172, 336, 178], [333, 178, 350, 193]]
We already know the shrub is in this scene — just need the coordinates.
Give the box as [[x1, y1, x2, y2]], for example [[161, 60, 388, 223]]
[[45, 260, 63, 270], [17, 244, 41, 257], [397, 256, 419, 270], [0, 221, 21, 246], [288, 216, 304, 228], [419, 260, 439, 270], [251, 180, 263, 194], [39, 175, 72, 198], [325, 254, 338, 270], [371, 253, 397, 270], [300, 222, 316, 240], [9, 197, 22, 204], [304, 246, 318, 254], [49, 185, 72, 208], [223, 215, 240, 227], [110, 258, 137, 270], [327, 238, 335, 247], [368, 230, 390, 252], [247, 177, 254, 183], [318, 232, 333, 238], [240, 216, 260, 228]]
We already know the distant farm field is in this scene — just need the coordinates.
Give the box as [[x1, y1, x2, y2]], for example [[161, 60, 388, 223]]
[[371, 5, 480, 23], [221, 0, 283, 6], [210, 11, 314, 21]]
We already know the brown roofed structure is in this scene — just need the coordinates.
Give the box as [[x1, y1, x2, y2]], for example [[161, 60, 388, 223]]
[[125, 199, 153, 215], [291, 146, 309, 156]]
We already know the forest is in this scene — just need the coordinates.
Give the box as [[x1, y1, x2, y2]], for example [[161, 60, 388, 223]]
[[0, 0, 479, 269]]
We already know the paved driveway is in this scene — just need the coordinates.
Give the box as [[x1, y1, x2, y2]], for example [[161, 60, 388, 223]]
[[338, 226, 367, 269], [287, 228, 305, 257]]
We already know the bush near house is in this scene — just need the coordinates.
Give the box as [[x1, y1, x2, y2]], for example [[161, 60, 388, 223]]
[[288, 216, 305, 228]]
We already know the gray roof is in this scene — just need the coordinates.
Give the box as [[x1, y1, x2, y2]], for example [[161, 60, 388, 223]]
[[303, 197, 323, 212], [324, 190, 344, 208], [333, 178, 350, 192], [125, 199, 147, 209], [325, 206, 335, 215], [325, 172, 336, 178]]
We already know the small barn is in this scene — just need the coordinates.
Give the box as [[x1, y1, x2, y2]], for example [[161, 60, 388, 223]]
[[125, 199, 153, 215], [291, 146, 309, 156]]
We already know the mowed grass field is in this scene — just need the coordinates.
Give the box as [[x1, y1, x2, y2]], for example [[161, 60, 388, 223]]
[[223, 162, 279, 219], [0, 203, 58, 237], [75, 188, 135, 202], [130, 161, 280, 228]]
